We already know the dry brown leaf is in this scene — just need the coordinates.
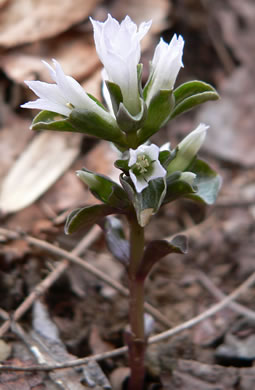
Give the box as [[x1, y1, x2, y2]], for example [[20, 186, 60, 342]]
[[199, 67, 255, 167], [0, 132, 81, 213], [0, 117, 33, 181], [0, 0, 9, 8], [0, 0, 100, 48], [1, 31, 100, 84], [216, 0, 255, 68]]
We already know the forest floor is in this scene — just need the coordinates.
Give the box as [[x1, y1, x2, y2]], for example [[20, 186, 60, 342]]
[[0, 0, 255, 389]]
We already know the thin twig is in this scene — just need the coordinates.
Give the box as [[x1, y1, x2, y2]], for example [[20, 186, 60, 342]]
[[0, 226, 101, 337], [1, 269, 255, 372], [0, 227, 172, 330], [197, 270, 255, 320]]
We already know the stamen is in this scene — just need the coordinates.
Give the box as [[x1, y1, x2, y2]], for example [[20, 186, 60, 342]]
[[136, 154, 150, 174], [66, 102, 74, 109]]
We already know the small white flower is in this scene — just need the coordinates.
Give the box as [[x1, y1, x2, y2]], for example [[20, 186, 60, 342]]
[[90, 14, 151, 115], [21, 59, 109, 120], [167, 123, 208, 174], [128, 144, 166, 193], [146, 34, 184, 105]]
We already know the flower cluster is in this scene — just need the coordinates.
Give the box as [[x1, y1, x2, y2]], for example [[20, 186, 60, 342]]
[[22, 13, 220, 205]]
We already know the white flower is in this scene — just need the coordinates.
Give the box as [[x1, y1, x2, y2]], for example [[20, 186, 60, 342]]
[[167, 123, 208, 174], [128, 144, 166, 193], [90, 14, 151, 115], [21, 59, 110, 120], [146, 34, 184, 105]]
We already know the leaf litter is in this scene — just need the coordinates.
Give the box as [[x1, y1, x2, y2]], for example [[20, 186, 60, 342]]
[[0, 0, 255, 389]]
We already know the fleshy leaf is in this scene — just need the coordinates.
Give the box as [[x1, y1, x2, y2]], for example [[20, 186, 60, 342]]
[[32, 110, 77, 132], [163, 172, 196, 204], [101, 216, 129, 265], [137, 234, 188, 279], [159, 149, 177, 169], [65, 204, 116, 234], [120, 175, 166, 227], [114, 158, 130, 174], [69, 108, 126, 146], [116, 98, 147, 133], [105, 80, 123, 116], [138, 89, 175, 144], [170, 80, 219, 119], [77, 168, 130, 209], [186, 158, 222, 205]]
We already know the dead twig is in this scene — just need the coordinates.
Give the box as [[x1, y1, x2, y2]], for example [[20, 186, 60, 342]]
[[197, 270, 255, 320], [0, 227, 172, 330], [0, 225, 101, 337], [1, 268, 255, 372]]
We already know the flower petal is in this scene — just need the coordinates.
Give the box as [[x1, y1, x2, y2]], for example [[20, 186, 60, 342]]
[[146, 34, 184, 104], [21, 98, 70, 116], [149, 160, 167, 181], [90, 14, 150, 115], [52, 59, 93, 108], [129, 170, 148, 193], [24, 80, 66, 105]]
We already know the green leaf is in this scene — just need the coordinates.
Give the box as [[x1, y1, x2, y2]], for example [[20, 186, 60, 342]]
[[163, 176, 196, 204], [69, 108, 126, 146], [137, 63, 143, 97], [77, 168, 130, 209], [159, 149, 177, 169], [120, 175, 166, 227], [101, 216, 129, 265], [138, 89, 175, 144], [186, 158, 222, 205], [137, 235, 188, 279], [31, 110, 77, 132], [114, 157, 130, 174], [105, 81, 123, 116], [116, 98, 147, 133], [170, 80, 219, 120], [65, 204, 116, 234]]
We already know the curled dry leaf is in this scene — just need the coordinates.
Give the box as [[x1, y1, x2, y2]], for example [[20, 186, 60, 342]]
[[0, 0, 100, 48]]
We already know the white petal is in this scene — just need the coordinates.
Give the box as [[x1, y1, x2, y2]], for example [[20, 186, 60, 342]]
[[21, 98, 70, 116], [178, 123, 208, 151], [167, 123, 209, 173], [160, 142, 171, 151], [24, 80, 66, 105], [129, 170, 148, 193], [101, 69, 114, 115], [141, 144, 160, 161], [52, 59, 92, 108], [128, 148, 138, 166], [90, 14, 150, 115], [147, 34, 184, 104], [137, 20, 152, 40], [148, 160, 166, 181], [42, 60, 57, 82]]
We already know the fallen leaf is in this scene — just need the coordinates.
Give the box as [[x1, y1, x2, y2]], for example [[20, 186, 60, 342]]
[[0, 0, 100, 48], [1, 31, 100, 84], [199, 67, 255, 166], [0, 132, 81, 213]]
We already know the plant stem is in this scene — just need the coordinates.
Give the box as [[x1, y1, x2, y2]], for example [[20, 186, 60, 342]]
[[127, 215, 146, 390]]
